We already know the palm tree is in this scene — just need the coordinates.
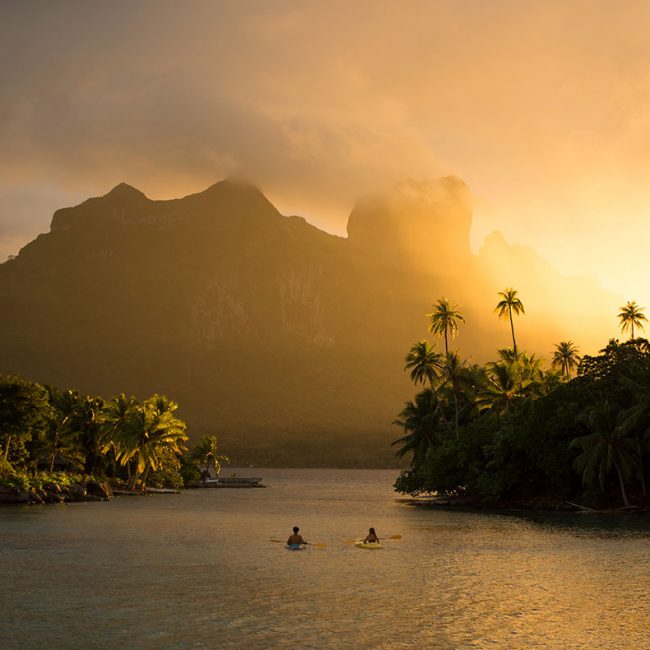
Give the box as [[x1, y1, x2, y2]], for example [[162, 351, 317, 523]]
[[520, 354, 546, 397], [392, 389, 445, 467], [100, 393, 139, 479], [440, 351, 467, 436], [478, 360, 523, 415], [552, 341, 581, 380], [495, 288, 525, 359], [101, 394, 138, 437], [192, 435, 230, 479], [496, 348, 517, 363], [404, 341, 443, 387], [74, 396, 106, 474], [62, 394, 105, 475], [113, 394, 188, 489], [569, 402, 639, 507], [427, 298, 465, 355], [619, 374, 650, 495], [618, 301, 647, 340], [40, 388, 82, 472]]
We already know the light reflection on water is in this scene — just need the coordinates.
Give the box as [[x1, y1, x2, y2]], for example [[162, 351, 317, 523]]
[[1, 467, 650, 649]]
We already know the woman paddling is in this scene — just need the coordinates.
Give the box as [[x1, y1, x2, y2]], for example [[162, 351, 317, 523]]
[[363, 527, 379, 543]]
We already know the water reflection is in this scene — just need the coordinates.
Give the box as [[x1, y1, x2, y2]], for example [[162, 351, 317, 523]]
[[504, 510, 650, 538], [1, 468, 649, 649]]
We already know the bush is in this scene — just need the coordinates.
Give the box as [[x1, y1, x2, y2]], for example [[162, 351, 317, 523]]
[[0, 456, 14, 478]]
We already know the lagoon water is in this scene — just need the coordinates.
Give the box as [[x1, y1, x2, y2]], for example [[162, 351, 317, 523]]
[[2, 468, 650, 649]]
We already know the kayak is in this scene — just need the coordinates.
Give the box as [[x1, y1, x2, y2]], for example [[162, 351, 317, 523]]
[[354, 540, 383, 549], [286, 544, 305, 551]]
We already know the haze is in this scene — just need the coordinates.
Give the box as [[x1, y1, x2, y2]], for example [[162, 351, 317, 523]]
[[2, 0, 650, 313]]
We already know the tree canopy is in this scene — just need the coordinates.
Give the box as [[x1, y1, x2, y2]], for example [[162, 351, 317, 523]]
[[395, 303, 650, 510]]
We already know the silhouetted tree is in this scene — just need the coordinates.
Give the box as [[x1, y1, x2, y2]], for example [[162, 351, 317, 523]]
[[495, 288, 525, 359], [552, 341, 581, 380], [570, 402, 638, 507], [618, 301, 647, 340], [404, 340, 443, 387], [427, 298, 464, 355], [392, 390, 446, 466]]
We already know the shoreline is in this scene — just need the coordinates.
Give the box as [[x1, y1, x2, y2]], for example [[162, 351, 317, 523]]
[[399, 495, 650, 516], [0, 482, 182, 505]]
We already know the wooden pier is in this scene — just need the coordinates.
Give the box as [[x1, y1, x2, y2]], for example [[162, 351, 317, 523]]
[[202, 477, 265, 488]]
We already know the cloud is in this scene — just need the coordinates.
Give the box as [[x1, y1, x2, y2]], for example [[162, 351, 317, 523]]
[[2, 0, 650, 305], [0, 0, 444, 226]]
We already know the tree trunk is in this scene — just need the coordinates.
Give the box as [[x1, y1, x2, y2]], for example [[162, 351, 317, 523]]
[[129, 464, 139, 491], [141, 466, 150, 491], [434, 401, 450, 430], [49, 429, 59, 472], [444, 328, 449, 356], [639, 450, 647, 496], [4, 434, 11, 460], [615, 464, 631, 507], [509, 306, 518, 359]]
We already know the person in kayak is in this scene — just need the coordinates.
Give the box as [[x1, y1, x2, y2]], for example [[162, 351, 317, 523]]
[[363, 527, 379, 543], [287, 526, 308, 546]]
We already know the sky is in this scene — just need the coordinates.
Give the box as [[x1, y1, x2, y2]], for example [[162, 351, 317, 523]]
[[2, 0, 650, 308]]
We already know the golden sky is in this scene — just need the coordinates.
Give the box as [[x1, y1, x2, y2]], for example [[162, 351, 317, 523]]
[[2, 0, 650, 310]]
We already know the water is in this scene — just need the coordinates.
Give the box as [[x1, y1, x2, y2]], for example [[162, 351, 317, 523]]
[[2, 468, 650, 649]]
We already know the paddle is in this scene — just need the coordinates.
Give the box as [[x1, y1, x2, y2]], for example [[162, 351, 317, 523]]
[[270, 539, 327, 548]]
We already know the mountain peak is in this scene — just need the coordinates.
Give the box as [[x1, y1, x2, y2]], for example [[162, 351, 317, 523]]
[[104, 182, 147, 200], [205, 177, 257, 191], [50, 182, 148, 232], [346, 176, 473, 272], [197, 178, 267, 201], [183, 178, 282, 223]]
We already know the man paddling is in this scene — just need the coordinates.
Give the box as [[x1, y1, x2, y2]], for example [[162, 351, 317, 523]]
[[287, 526, 308, 546]]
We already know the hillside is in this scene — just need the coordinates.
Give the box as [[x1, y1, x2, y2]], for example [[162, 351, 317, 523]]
[[0, 178, 620, 465]]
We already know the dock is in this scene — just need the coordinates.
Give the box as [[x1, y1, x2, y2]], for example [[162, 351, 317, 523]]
[[202, 477, 265, 488]]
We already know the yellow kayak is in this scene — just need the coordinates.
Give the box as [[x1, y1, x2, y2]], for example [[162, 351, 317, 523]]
[[354, 540, 383, 549]]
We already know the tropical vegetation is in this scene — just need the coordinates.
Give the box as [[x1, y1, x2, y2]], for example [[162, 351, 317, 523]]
[[427, 298, 465, 355], [495, 288, 525, 359], [0, 375, 231, 502], [618, 300, 647, 340], [394, 293, 650, 510], [551, 341, 581, 379], [192, 435, 230, 479]]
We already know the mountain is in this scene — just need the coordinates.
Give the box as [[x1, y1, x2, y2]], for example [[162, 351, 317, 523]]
[[0, 178, 620, 466]]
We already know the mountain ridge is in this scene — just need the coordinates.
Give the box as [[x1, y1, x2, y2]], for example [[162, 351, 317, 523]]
[[0, 178, 620, 465]]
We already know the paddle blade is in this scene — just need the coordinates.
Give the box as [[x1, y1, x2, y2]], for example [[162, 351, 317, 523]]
[[388, 534, 402, 540]]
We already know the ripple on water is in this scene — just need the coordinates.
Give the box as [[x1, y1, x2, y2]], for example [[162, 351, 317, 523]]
[[1, 468, 650, 649]]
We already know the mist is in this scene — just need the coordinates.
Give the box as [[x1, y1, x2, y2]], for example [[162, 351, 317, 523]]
[[3, 0, 650, 311]]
